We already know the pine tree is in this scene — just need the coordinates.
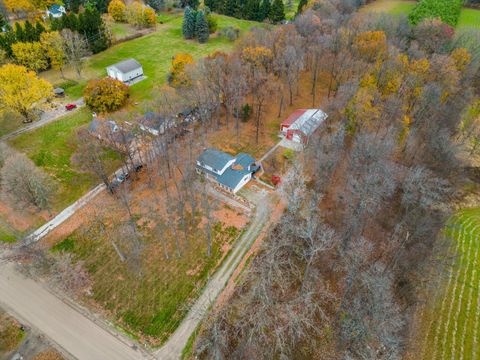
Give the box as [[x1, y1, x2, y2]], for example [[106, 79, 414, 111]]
[[269, 0, 285, 23], [182, 6, 196, 39], [195, 10, 209, 43], [224, 0, 239, 17], [244, 0, 260, 20], [296, 0, 307, 15], [259, 0, 271, 21], [14, 23, 26, 42], [35, 21, 46, 39], [23, 21, 37, 42], [0, 12, 6, 29]]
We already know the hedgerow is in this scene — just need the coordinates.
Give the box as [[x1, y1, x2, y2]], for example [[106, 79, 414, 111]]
[[409, 0, 463, 26]]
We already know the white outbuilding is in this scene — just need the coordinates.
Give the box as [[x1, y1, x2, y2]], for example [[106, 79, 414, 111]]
[[106, 59, 144, 84]]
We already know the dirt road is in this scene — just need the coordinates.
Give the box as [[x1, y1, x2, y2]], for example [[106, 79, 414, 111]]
[[155, 192, 270, 359], [0, 262, 147, 360]]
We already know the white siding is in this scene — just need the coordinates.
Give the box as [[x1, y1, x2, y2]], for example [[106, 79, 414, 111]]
[[233, 173, 252, 193]]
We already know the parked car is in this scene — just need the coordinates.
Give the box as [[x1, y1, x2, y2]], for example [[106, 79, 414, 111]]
[[65, 103, 77, 111], [116, 172, 130, 182], [134, 164, 144, 172]]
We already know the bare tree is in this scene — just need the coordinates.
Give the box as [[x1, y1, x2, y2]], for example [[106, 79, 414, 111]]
[[61, 29, 90, 79], [1, 153, 55, 213]]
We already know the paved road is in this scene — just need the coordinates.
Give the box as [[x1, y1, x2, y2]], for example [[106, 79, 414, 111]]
[[0, 262, 147, 360], [0, 98, 84, 141], [155, 193, 270, 359]]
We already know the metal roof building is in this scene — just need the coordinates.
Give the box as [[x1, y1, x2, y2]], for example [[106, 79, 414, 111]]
[[282, 109, 328, 145]]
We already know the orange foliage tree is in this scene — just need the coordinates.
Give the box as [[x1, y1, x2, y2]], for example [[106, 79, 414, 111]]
[[83, 78, 129, 113]]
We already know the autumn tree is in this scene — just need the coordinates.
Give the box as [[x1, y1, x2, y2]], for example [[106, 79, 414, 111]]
[[126, 2, 156, 28], [40, 31, 66, 78], [4, 0, 34, 18], [12, 41, 48, 73], [169, 53, 194, 87], [84, 78, 129, 113], [108, 0, 127, 22], [0, 63, 52, 122], [353, 30, 387, 62], [61, 29, 90, 79]]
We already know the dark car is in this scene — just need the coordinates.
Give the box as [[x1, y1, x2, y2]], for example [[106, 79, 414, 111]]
[[134, 164, 144, 172], [65, 103, 77, 111]]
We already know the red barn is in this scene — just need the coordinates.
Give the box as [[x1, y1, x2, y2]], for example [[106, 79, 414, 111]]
[[281, 109, 328, 145]]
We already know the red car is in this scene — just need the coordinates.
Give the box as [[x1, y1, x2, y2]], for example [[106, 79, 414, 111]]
[[65, 103, 77, 111]]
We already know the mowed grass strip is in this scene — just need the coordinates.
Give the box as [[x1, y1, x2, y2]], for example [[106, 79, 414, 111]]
[[8, 108, 121, 210], [361, 0, 480, 29], [422, 209, 480, 359]]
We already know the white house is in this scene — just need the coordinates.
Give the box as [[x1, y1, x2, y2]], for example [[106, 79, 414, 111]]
[[196, 148, 261, 194], [46, 4, 66, 18], [106, 59, 144, 84]]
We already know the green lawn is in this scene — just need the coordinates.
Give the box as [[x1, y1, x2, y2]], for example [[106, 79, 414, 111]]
[[8, 108, 122, 210], [44, 13, 264, 101], [421, 208, 480, 359], [458, 8, 480, 29], [362, 1, 480, 29]]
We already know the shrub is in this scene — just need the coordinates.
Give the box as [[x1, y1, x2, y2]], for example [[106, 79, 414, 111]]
[[126, 2, 156, 28], [84, 78, 129, 113], [108, 0, 127, 22], [219, 26, 240, 41], [206, 14, 218, 33], [409, 0, 463, 26]]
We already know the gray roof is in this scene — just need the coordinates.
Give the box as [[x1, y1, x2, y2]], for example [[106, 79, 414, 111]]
[[108, 58, 142, 74], [198, 148, 234, 172], [197, 149, 258, 191], [89, 118, 101, 133], [289, 109, 328, 137]]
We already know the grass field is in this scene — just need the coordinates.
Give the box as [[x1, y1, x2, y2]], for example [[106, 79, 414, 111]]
[[361, 1, 480, 29], [8, 108, 122, 210], [40, 13, 263, 101], [54, 220, 240, 346], [420, 208, 480, 359]]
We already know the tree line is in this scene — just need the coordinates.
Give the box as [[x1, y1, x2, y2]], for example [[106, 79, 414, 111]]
[[205, 0, 285, 23]]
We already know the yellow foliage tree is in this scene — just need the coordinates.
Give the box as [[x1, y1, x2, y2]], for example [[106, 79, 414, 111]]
[[353, 31, 387, 61], [0, 64, 53, 122], [4, 0, 35, 17], [169, 53, 194, 87], [451, 48, 472, 72], [12, 42, 48, 73], [126, 2, 156, 28], [40, 31, 65, 77], [108, 0, 127, 22], [241, 46, 273, 70]]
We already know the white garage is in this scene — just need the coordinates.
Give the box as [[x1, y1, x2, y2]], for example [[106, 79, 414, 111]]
[[106, 58, 144, 84]]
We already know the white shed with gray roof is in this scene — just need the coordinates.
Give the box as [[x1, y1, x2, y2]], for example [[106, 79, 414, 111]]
[[106, 58, 143, 83]]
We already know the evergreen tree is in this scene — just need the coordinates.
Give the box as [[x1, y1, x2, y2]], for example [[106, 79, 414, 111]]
[[146, 0, 165, 11], [0, 26, 16, 58], [180, 0, 199, 9], [296, 0, 307, 15], [0, 12, 6, 29], [269, 0, 285, 23], [195, 10, 209, 43], [259, 0, 271, 21], [204, 0, 221, 12], [35, 21, 46, 39], [23, 21, 37, 42], [14, 23, 26, 42], [224, 0, 239, 17], [244, 0, 260, 20], [182, 6, 196, 39], [69, 0, 82, 13]]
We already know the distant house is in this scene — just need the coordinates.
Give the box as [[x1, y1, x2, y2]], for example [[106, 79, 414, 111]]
[[139, 111, 176, 136], [196, 148, 260, 194], [106, 59, 144, 84], [46, 4, 66, 18], [281, 109, 328, 145]]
